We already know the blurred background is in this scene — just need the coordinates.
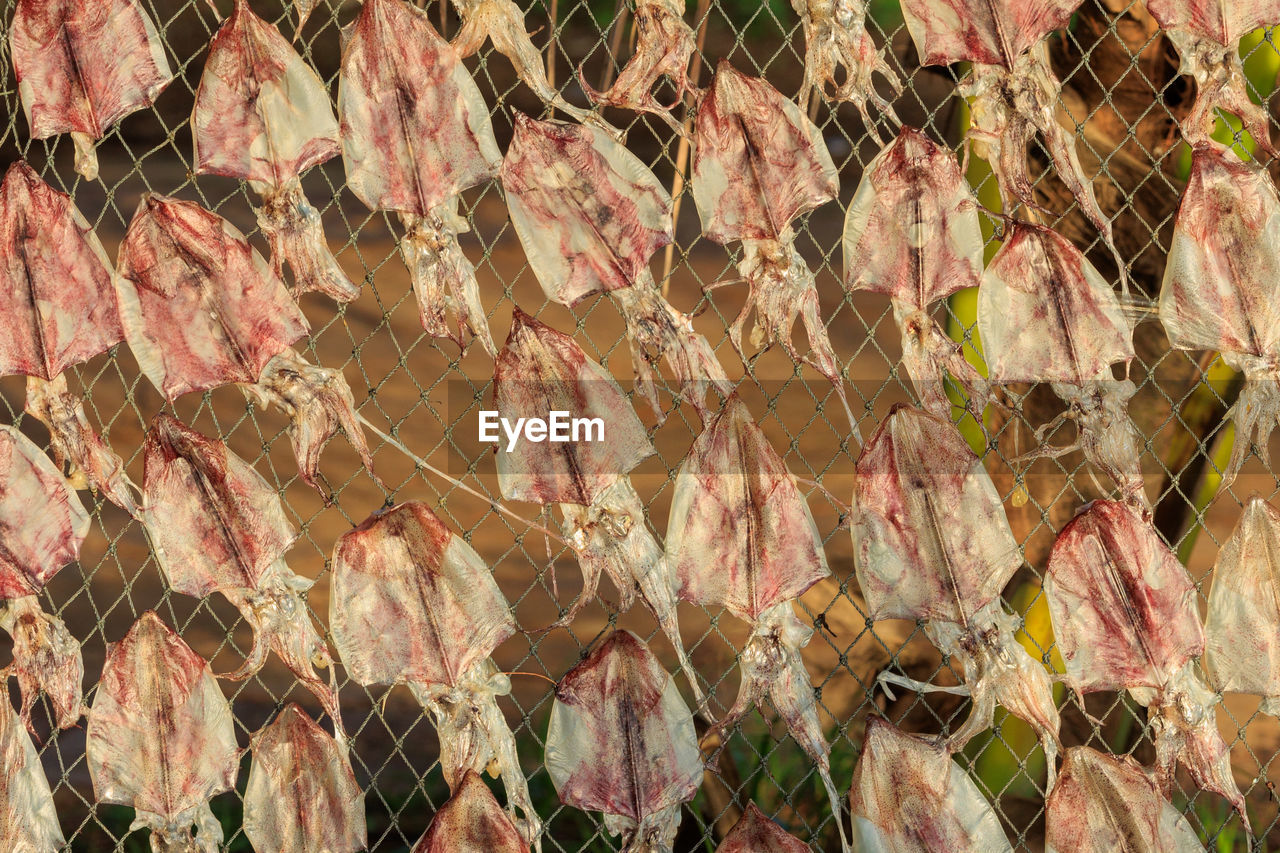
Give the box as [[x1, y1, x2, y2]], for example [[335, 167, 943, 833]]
[[3, 0, 1280, 849]]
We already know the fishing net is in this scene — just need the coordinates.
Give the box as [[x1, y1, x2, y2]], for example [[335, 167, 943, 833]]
[[0, 0, 1276, 849]]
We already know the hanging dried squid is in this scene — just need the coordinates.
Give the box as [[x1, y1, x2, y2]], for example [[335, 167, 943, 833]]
[[792, 0, 902, 137], [692, 63, 855, 431], [1205, 496, 1280, 716], [0, 424, 90, 732], [10, 0, 173, 179], [86, 612, 239, 853], [853, 404, 1061, 784], [546, 630, 703, 853], [116, 193, 377, 495], [193, 0, 358, 303], [898, 0, 1126, 289], [979, 221, 1146, 510], [493, 308, 705, 710], [1045, 499, 1247, 828], [0, 160, 137, 514], [330, 500, 542, 848], [665, 394, 847, 852], [502, 113, 729, 420], [1146, 0, 1280, 154], [1160, 141, 1280, 487], [849, 716, 1013, 851], [339, 0, 504, 353], [142, 414, 345, 739], [843, 126, 990, 419]]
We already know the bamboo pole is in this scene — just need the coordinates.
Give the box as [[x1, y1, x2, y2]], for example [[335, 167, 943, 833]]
[[659, 0, 713, 297], [598, 0, 631, 93], [547, 0, 559, 88]]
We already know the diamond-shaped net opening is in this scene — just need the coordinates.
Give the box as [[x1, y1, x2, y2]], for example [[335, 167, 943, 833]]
[[1, 0, 1278, 850]]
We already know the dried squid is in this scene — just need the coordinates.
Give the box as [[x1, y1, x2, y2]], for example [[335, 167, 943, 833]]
[[116, 193, 376, 494], [0, 424, 90, 732], [979, 221, 1147, 510], [340, 0, 503, 354], [546, 630, 703, 853], [852, 404, 1061, 783], [411, 771, 529, 853], [0, 160, 137, 514], [843, 126, 989, 419], [9, 0, 173, 180], [792, 0, 902, 137], [581, 0, 698, 134], [86, 612, 239, 853], [142, 414, 345, 739], [243, 703, 366, 853], [1044, 499, 1247, 826], [494, 308, 705, 710], [1160, 141, 1280, 487], [0, 695, 63, 851], [715, 803, 809, 852], [848, 716, 1012, 852], [330, 500, 542, 848], [691, 63, 856, 430], [1146, 0, 1279, 153], [898, 0, 1126, 289], [243, 348, 380, 496], [1045, 746, 1204, 853], [450, 0, 616, 134], [1205, 496, 1280, 716], [292, 0, 324, 33], [501, 114, 729, 420], [192, 0, 358, 303], [665, 395, 847, 852]]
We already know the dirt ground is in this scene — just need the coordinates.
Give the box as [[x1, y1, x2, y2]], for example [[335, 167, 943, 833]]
[[4, 1, 1280, 850]]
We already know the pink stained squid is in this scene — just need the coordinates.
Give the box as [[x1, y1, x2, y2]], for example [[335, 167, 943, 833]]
[[329, 500, 542, 849], [691, 62, 857, 432], [141, 414, 346, 741], [792, 0, 902, 138], [1045, 746, 1204, 853], [848, 716, 1013, 852], [545, 630, 704, 853], [86, 612, 239, 853], [664, 394, 848, 853], [1044, 499, 1248, 829], [243, 348, 380, 497], [115, 193, 377, 495], [897, 0, 1127, 292], [411, 771, 530, 853], [1146, 0, 1280, 154], [501, 113, 730, 421], [0, 160, 138, 515], [0, 693, 64, 851], [979, 220, 1148, 511], [580, 0, 699, 134], [1160, 141, 1280, 487], [339, 0, 504, 354], [852, 404, 1061, 785], [9, 0, 173, 180], [1204, 496, 1280, 716], [714, 803, 810, 853], [0, 424, 90, 733], [843, 126, 990, 419], [192, 0, 358, 304], [243, 703, 366, 853], [449, 0, 618, 136], [493, 308, 706, 711]]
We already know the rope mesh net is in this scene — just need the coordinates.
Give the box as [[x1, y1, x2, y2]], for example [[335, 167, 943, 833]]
[[1, 0, 1276, 849]]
